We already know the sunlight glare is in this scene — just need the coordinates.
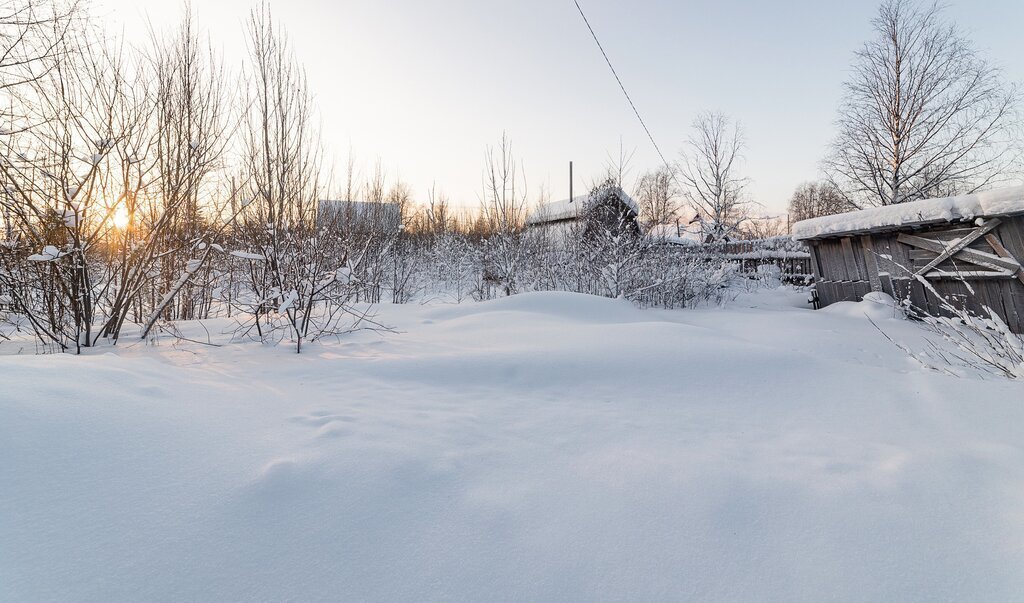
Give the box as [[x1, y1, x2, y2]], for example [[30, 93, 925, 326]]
[[112, 205, 130, 230]]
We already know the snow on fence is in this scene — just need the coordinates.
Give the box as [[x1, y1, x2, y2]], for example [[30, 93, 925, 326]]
[[685, 237, 812, 284], [793, 186, 1024, 333]]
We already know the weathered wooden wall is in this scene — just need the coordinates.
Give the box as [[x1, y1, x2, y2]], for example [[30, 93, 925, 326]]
[[806, 216, 1024, 333]]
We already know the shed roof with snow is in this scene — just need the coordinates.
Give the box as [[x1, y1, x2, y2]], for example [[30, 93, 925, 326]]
[[792, 186, 1024, 240]]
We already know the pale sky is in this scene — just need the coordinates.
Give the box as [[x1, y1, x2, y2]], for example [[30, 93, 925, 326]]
[[97, 0, 1024, 214]]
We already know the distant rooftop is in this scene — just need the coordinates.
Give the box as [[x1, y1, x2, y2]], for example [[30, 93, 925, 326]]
[[526, 188, 639, 226]]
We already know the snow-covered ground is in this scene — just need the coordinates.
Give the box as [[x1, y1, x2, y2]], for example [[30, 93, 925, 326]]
[[2, 289, 1023, 601]]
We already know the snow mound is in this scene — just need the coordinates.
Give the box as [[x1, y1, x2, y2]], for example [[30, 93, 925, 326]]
[[2, 289, 1023, 601], [424, 291, 646, 324], [822, 291, 907, 321]]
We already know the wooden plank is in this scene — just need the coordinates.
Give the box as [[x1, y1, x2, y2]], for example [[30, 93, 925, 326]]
[[1009, 281, 1024, 335], [840, 281, 858, 302], [908, 278, 929, 314], [992, 217, 1024, 261], [897, 233, 1021, 273], [917, 278, 940, 316], [911, 219, 1002, 276], [926, 227, 982, 241], [840, 237, 861, 280], [962, 281, 989, 317], [821, 240, 848, 281], [815, 242, 834, 280], [832, 242, 851, 281], [998, 280, 1022, 333], [835, 281, 849, 304], [860, 236, 883, 292], [869, 237, 888, 271], [985, 233, 1024, 286], [808, 243, 822, 283], [973, 281, 1003, 320], [924, 269, 1016, 279], [817, 281, 837, 307], [853, 242, 870, 283], [879, 272, 895, 297], [884, 235, 915, 278], [939, 279, 970, 314], [886, 234, 915, 277], [872, 236, 895, 274]]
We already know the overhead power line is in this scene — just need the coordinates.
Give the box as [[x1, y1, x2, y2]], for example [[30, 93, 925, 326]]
[[571, 0, 670, 169]]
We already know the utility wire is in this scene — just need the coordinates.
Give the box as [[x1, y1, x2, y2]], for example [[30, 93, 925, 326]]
[[572, 0, 670, 169]]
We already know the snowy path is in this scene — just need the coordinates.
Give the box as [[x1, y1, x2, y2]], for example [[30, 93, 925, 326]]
[[2, 290, 1023, 601]]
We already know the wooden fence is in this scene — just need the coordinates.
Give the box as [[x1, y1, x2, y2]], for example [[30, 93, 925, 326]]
[[709, 238, 813, 284]]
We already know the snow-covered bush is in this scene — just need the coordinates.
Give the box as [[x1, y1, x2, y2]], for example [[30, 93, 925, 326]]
[[877, 278, 1024, 380], [890, 301, 1024, 380]]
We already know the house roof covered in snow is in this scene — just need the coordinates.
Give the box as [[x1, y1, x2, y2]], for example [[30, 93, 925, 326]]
[[526, 188, 639, 226], [792, 186, 1024, 240], [646, 221, 702, 246]]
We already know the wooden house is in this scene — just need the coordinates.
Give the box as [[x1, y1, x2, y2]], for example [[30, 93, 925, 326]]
[[792, 186, 1024, 333], [526, 186, 641, 241]]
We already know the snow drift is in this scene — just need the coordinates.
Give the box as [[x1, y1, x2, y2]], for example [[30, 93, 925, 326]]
[[1, 290, 1023, 601]]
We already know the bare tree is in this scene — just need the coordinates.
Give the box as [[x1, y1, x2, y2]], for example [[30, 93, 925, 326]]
[[0, 10, 152, 352], [787, 180, 851, 223], [233, 4, 340, 353], [602, 137, 636, 191], [678, 111, 751, 243], [481, 132, 527, 234], [424, 183, 451, 234], [115, 8, 235, 341], [825, 0, 1022, 208], [480, 132, 528, 296], [739, 216, 788, 240], [0, 0, 77, 98], [634, 165, 680, 231], [343, 143, 360, 203]]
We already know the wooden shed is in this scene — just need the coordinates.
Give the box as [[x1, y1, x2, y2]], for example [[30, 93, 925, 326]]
[[792, 186, 1024, 333]]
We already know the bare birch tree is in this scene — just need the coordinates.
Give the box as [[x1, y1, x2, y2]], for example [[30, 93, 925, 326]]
[[825, 0, 1022, 208], [678, 112, 750, 243]]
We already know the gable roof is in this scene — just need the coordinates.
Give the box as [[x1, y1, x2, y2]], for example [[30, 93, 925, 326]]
[[526, 188, 639, 226]]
